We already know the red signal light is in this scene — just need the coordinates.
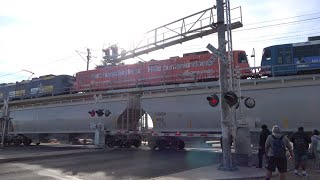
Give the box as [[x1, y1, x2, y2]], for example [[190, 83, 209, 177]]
[[206, 94, 219, 107], [88, 110, 95, 117]]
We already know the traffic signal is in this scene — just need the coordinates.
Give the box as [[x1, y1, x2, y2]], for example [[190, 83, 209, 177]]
[[105, 110, 111, 117], [96, 109, 104, 117], [224, 91, 238, 107], [88, 110, 95, 117], [206, 94, 219, 107]]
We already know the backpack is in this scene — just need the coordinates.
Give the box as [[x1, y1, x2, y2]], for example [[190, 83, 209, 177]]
[[317, 138, 320, 152], [272, 135, 286, 157], [293, 135, 307, 153]]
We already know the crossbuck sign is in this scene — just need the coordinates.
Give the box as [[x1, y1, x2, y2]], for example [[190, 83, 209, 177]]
[[206, 40, 229, 64]]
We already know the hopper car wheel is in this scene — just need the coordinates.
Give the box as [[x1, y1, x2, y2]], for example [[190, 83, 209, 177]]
[[6, 139, 13, 146], [156, 140, 166, 151], [178, 140, 185, 150], [148, 140, 157, 150], [133, 140, 141, 148], [23, 139, 32, 146], [14, 139, 22, 146], [124, 142, 131, 148], [107, 141, 115, 148], [106, 140, 114, 148]]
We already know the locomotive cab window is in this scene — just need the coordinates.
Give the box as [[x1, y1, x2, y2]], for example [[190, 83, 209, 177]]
[[277, 48, 283, 64], [263, 49, 271, 61], [285, 47, 293, 64], [238, 52, 248, 63]]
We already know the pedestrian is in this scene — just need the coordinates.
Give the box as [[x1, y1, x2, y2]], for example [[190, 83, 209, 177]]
[[257, 124, 271, 168], [310, 129, 320, 169], [290, 126, 311, 176], [265, 125, 293, 180]]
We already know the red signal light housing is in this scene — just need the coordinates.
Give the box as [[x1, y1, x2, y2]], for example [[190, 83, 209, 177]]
[[206, 94, 219, 107], [88, 110, 95, 117]]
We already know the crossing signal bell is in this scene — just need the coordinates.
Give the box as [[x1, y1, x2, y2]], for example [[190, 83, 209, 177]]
[[206, 94, 219, 107], [244, 97, 255, 108], [224, 91, 238, 107]]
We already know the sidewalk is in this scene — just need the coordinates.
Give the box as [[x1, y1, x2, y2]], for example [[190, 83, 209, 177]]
[[150, 165, 267, 180], [0, 145, 105, 163], [150, 163, 320, 180]]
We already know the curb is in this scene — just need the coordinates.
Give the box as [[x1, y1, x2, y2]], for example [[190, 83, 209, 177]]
[[0, 149, 106, 163]]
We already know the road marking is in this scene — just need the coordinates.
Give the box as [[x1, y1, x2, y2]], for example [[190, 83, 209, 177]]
[[38, 169, 82, 180]]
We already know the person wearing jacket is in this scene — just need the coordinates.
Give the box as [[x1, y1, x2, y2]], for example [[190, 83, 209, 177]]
[[310, 129, 320, 169], [257, 124, 271, 168]]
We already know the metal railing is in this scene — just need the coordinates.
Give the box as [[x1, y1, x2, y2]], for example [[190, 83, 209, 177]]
[[2, 62, 320, 106]]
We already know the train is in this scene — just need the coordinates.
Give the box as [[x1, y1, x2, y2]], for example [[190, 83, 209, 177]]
[[1, 36, 320, 149], [260, 37, 320, 76], [0, 75, 75, 101], [0, 50, 252, 101], [0, 50, 252, 148], [74, 50, 252, 92]]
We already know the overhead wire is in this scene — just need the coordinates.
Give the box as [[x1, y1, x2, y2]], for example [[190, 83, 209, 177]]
[[244, 11, 320, 26]]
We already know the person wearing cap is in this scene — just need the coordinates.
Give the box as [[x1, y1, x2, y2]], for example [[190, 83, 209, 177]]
[[265, 125, 293, 180], [257, 124, 271, 168]]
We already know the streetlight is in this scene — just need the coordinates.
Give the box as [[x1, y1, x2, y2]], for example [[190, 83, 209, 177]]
[[251, 48, 256, 78]]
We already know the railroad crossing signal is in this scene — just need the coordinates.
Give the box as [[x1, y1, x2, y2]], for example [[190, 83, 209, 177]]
[[244, 97, 255, 108], [88, 110, 95, 117], [206, 92, 255, 109], [224, 91, 238, 107], [206, 94, 220, 107], [104, 110, 111, 117], [88, 109, 111, 117], [96, 109, 104, 117]]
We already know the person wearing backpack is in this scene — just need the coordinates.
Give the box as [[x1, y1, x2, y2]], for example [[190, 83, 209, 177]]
[[265, 125, 293, 180], [257, 124, 271, 168], [310, 129, 320, 169], [290, 127, 311, 176]]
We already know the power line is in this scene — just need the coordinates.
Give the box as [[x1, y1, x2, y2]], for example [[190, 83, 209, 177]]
[[235, 17, 320, 32], [238, 27, 320, 41], [240, 32, 320, 43], [0, 71, 22, 78], [245, 11, 320, 26]]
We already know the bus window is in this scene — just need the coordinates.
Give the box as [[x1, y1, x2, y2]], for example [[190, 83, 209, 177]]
[[238, 52, 248, 63], [277, 48, 283, 64], [263, 49, 271, 61], [285, 47, 292, 64]]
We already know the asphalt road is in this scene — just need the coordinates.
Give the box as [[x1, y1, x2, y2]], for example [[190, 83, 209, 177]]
[[0, 148, 220, 180]]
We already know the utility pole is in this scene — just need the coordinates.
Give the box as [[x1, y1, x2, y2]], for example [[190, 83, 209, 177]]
[[216, 0, 234, 170], [86, 48, 91, 71]]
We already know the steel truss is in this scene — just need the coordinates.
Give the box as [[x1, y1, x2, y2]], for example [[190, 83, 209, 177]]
[[108, 6, 243, 63]]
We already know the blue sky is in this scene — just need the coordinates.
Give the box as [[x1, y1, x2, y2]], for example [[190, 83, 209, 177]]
[[0, 0, 320, 83]]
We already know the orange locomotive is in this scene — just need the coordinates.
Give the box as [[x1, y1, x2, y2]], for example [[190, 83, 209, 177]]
[[74, 50, 251, 92]]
